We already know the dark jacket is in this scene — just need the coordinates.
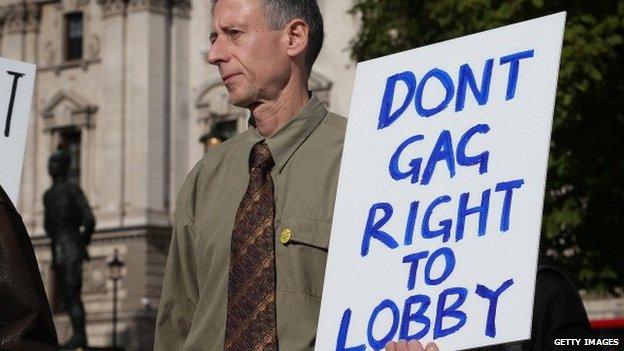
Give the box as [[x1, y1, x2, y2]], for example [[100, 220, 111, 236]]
[[0, 185, 58, 350], [522, 265, 597, 351]]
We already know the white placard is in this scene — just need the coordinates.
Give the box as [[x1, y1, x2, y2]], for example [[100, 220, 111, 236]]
[[0, 57, 36, 204], [316, 13, 566, 351]]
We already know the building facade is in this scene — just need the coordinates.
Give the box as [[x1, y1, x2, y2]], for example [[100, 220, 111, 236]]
[[2, 0, 358, 348]]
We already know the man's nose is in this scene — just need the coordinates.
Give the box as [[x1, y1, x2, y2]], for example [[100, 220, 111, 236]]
[[207, 39, 226, 66]]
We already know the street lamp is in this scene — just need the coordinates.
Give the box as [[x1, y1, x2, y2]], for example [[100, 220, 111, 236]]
[[107, 248, 124, 349], [199, 130, 226, 153]]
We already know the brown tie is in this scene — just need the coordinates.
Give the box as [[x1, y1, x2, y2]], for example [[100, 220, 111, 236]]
[[225, 141, 278, 351]]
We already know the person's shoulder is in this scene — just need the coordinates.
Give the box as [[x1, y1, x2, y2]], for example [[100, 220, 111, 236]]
[[42, 186, 57, 202], [0, 185, 10, 205], [0, 188, 14, 215], [304, 110, 346, 152], [188, 129, 250, 178], [312, 110, 346, 145], [62, 182, 84, 196], [322, 111, 347, 132], [0, 186, 21, 221], [536, 265, 575, 291], [175, 130, 251, 217], [535, 264, 585, 310], [42, 187, 52, 203]]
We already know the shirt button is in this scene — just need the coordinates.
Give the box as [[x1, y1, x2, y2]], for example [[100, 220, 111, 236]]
[[280, 228, 292, 244]]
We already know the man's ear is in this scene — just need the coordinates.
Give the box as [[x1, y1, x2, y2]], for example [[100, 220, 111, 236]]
[[285, 18, 309, 60]]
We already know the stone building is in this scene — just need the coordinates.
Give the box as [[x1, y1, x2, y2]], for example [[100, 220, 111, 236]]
[[1, 0, 358, 349]]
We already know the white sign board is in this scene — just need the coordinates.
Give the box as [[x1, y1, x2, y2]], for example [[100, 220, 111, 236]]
[[0, 57, 36, 204], [316, 13, 566, 351]]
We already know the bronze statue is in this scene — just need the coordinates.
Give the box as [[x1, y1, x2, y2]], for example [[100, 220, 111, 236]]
[[43, 149, 95, 349]]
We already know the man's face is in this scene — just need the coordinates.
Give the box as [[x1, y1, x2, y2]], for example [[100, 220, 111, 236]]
[[208, 0, 291, 107]]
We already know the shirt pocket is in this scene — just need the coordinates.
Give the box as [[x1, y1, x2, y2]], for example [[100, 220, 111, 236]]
[[275, 217, 330, 298]]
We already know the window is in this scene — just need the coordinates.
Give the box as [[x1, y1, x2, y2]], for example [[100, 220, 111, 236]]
[[58, 128, 82, 185], [200, 120, 238, 153], [215, 120, 238, 140], [65, 12, 83, 61]]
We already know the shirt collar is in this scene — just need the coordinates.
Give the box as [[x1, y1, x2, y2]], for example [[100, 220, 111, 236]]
[[247, 93, 327, 173]]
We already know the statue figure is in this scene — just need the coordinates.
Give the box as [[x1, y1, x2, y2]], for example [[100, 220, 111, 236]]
[[43, 149, 95, 349]]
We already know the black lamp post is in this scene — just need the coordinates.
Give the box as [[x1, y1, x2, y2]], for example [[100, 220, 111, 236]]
[[107, 249, 124, 349]]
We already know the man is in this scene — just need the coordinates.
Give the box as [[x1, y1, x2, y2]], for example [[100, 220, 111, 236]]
[[155, 1, 439, 350], [43, 149, 95, 349], [155, 0, 346, 350], [0, 184, 58, 350]]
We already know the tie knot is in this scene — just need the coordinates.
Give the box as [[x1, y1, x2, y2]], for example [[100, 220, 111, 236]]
[[250, 142, 274, 172]]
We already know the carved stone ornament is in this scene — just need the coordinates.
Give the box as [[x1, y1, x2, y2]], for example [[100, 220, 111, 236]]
[[171, 0, 191, 19], [25, 2, 42, 32], [2, 3, 27, 34], [44, 41, 57, 66], [195, 79, 247, 121], [0, 2, 42, 34], [195, 78, 247, 141], [42, 90, 98, 130], [127, 0, 168, 15], [82, 257, 107, 295], [87, 34, 101, 60], [97, 0, 126, 18]]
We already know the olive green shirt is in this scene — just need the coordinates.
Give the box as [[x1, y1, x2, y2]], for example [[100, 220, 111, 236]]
[[155, 95, 347, 351]]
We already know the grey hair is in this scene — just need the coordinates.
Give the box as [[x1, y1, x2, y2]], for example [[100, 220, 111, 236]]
[[211, 0, 324, 73]]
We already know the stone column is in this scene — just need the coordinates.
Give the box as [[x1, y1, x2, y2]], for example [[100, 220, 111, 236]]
[[168, 0, 190, 217], [122, 0, 170, 227], [96, 0, 127, 228]]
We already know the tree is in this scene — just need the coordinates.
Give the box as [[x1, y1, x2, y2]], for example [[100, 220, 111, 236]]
[[349, 0, 624, 294]]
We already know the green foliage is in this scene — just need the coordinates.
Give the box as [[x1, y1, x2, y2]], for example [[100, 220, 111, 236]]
[[350, 0, 624, 294]]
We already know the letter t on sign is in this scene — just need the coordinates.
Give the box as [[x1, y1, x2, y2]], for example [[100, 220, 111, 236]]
[[4, 71, 25, 137]]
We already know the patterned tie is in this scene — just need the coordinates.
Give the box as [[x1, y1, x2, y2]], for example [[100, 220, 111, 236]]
[[225, 141, 278, 351]]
